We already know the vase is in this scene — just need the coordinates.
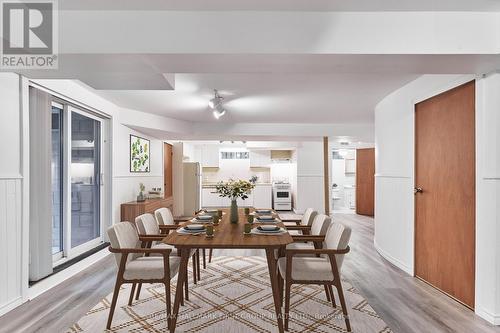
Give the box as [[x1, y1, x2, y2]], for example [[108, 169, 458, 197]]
[[230, 199, 238, 223], [137, 192, 145, 202]]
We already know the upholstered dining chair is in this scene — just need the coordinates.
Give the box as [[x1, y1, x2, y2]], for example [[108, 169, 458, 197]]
[[281, 208, 318, 235], [277, 222, 352, 332], [106, 222, 180, 330], [156, 207, 205, 273], [277, 214, 333, 303], [135, 213, 199, 302]]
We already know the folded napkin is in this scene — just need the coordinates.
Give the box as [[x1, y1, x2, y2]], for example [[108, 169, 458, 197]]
[[256, 215, 274, 220]]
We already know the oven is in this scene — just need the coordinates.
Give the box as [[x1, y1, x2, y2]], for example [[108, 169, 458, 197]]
[[272, 183, 292, 210]]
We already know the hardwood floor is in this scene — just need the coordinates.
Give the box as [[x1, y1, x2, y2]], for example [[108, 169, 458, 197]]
[[0, 214, 498, 333]]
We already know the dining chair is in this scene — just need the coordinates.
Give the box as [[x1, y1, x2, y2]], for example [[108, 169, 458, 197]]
[[106, 221, 180, 330], [277, 214, 332, 303], [135, 213, 198, 302], [281, 208, 317, 235], [277, 222, 352, 331], [156, 207, 205, 274]]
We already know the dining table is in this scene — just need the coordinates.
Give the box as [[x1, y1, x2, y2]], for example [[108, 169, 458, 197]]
[[162, 207, 293, 333]]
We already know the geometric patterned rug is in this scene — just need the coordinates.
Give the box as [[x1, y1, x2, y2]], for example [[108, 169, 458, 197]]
[[67, 256, 392, 333]]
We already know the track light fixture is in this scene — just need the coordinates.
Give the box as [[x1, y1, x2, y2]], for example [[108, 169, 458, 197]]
[[209, 89, 226, 119]]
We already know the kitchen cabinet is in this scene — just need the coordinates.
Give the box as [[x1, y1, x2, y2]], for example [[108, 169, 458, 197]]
[[252, 184, 272, 209], [250, 150, 271, 167], [202, 188, 222, 207], [201, 145, 220, 167]]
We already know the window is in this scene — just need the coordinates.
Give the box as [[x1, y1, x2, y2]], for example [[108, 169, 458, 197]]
[[220, 151, 249, 159]]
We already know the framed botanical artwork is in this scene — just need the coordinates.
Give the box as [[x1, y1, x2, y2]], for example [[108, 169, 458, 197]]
[[130, 134, 150, 172]]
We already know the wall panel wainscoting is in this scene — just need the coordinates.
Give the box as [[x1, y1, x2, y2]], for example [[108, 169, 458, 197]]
[[0, 178, 23, 315]]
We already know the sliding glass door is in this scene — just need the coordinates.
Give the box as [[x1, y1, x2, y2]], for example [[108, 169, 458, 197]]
[[49, 101, 106, 266], [51, 103, 64, 259], [70, 110, 102, 251]]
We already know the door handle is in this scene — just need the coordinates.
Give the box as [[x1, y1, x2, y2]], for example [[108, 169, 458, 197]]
[[414, 187, 423, 194]]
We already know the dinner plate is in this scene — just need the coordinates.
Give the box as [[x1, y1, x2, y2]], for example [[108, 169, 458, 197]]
[[256, 215, 274, 220], [258, 225, 280, 231], [184, 225, 205, 231], [196, 215, 213, 221], [255, 218, 279, 223], [255, 209, 272, 214]]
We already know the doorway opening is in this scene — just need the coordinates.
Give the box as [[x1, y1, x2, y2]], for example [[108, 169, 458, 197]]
[[331, 149, 356, 213]]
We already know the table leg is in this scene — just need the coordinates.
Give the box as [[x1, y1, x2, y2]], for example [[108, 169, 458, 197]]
[[265, 248, 285, 333], [170, 248, 190, 333]]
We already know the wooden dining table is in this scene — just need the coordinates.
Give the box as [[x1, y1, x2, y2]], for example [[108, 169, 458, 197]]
[[162, 208, 293, 333]]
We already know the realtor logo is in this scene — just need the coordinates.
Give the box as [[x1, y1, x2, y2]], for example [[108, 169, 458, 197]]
[[1, 0, 58, 69]]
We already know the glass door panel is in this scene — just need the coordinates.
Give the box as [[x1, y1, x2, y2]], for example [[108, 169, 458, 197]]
[[51, 105, 63, 255], [70, 111, 101, 248]]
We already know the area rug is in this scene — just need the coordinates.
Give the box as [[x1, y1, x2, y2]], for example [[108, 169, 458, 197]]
[[68, 256, 391, 333]]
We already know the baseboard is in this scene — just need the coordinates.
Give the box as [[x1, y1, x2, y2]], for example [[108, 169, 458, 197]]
[[0, 297, 23, 317], [475, 305, 500, 325], [373, 240, 413, 275], [27, 248, 110, 300]]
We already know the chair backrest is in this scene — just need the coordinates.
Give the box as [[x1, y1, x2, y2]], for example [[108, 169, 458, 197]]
[[135, 213, 160, 235], [301, 208, 318, 226], [310, 214, 331, 236], [107, 222, 141, 266], [324, 222, 351, 270], [155, 207, 175, 225]]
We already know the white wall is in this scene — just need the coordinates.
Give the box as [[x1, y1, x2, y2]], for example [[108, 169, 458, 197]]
[[112, 122, 163, 223], [0, 73, 23, 314], [374, 74, 500, 324], [294, 141, 325, 214]]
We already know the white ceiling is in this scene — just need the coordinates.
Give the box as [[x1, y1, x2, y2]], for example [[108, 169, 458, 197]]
[[98, 73, 417, 123], [60, 0, 500, 11]]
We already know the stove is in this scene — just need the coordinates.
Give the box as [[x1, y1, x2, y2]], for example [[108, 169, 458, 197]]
[[272, 182, 292, 211]]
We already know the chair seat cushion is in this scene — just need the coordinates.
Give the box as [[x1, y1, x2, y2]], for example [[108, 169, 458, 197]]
[[274, 242, 316, 259], [287, 230, 303, 236], [150, 243, 178, 256], [277, 257, 333, 281], [123, 256, 180, 280]]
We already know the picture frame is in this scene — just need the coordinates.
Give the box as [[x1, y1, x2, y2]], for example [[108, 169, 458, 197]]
[[130, 134, 150, 173]]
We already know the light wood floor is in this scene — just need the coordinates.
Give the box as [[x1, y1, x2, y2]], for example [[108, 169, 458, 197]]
[[0, 214, 499, 333]]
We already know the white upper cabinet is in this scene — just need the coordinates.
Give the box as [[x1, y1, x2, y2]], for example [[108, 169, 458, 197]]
[[249, 150, 271, 167], [201, 145, 220, 167]]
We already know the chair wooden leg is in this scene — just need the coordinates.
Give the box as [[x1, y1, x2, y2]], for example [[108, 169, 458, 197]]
[[208, 249, 213, 263], [202, 249, 206, 269], [284, 281, 292, 331], [184, 264, 189, 301], [128, 283, 136, 306], [192, 253, 197, 285], [324, 284, 331, 302], [165, 281, 172, 330], [135, 283, 142, 300], [196, 250, 201, 281], [106, 280, 122, 329], [335, 282, 351, 332], [328, 285, 336, 307]]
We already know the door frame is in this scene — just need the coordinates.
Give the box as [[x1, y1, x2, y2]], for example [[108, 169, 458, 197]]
[[413, 78, 476, 309]]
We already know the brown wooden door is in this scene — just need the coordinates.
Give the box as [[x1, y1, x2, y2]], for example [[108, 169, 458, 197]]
[[415, 81, 475, 308], [164, 143, 173, 198], [356, 148, 375, 216]]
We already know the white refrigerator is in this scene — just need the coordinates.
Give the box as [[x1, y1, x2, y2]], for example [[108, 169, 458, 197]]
[[183, 162, 202, 216]]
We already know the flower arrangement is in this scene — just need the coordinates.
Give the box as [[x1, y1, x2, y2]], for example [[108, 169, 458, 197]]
[[215, 179, 255, 201]]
